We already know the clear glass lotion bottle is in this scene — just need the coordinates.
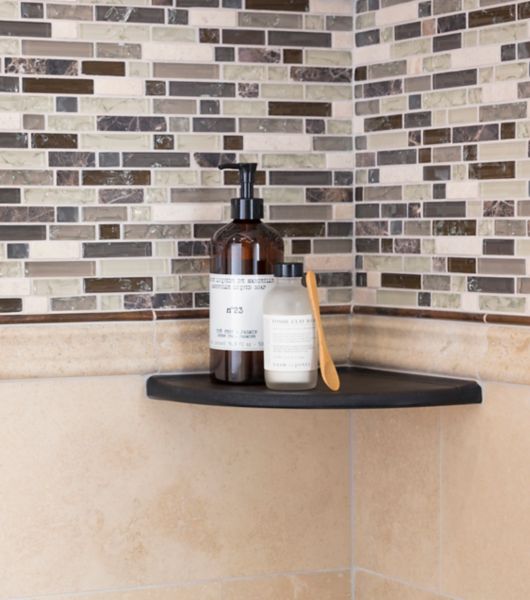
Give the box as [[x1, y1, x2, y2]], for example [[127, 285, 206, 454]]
[[263, 263, 318, 391]]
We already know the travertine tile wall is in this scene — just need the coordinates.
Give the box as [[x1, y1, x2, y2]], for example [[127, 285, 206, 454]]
[[0, 0, 353, 317], [353, 381, 530, 600], [354, 0, 530, 317], [0, 374, 351, 598]]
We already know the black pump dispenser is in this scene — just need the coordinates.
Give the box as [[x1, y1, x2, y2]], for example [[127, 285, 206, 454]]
[[219, 162, 263, 221]]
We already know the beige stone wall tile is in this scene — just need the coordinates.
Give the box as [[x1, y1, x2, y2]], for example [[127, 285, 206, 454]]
[[94, 77, 143, 97], [441, 382, 530, 600], [306, 49, 352, 66], [143, 42, 213, 62], [80, 98, 149, 115], [79, 23, 150, 42], [40, 571, 350, 600], [0, 113, 21, 129], [80, 133, 151, 151], [0, 375, 350, 596], [353, 407, 440, 588], [0, 323, 158, 379], [48, 115, 95, 132], [355, 570, 446, 600]]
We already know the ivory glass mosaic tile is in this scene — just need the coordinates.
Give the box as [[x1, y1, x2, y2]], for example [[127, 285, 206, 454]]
[[354, 0, 530, 317], [0, 0, 353, 317]]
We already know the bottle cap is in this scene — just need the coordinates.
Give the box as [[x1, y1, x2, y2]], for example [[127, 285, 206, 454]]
[[273, 262, 304, 278], [218, 162, 264, 221]]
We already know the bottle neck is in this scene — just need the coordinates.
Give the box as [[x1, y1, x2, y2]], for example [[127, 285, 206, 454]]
[[275, 277, 301, 286]]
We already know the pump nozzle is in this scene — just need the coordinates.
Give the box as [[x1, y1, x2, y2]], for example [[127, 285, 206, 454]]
[[218, 162, 257, 200]]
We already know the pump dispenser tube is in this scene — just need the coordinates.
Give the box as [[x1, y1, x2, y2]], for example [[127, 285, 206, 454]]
[[209, 162, 284, 384]]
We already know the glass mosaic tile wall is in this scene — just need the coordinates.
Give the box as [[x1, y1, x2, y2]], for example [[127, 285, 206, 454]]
[[0, 0, 354, 320], [354, 0, 530, 318]]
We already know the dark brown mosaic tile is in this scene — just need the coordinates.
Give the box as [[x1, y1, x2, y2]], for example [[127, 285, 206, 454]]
[[48, 152, 95, 167], [395, 21, 422, 40], [0, 133, 28, 148], [0, 298, 22, 313], [424, 201, 466, 217], [483, 239, 514, 255], [0, 19, 50, 37], [423, 165, 451, 180], [199, 28, 220, 44], [433, 69, 477, 89], [269, 171, 332, 186], [484, 200, 514, 217], [453, 124, 499, 142], [82, 170, 151, 186], [245, 0, 308, 10], [222, 28, 265, 44], [0, 225, 46, 240], [377, 149, 417, 165], [97, 116, 167, 132], [382, 273, 422, 289], [283, 49, 303, 63], [0, 76, 20, 92], [0, 207, 54, 222], [306, 188, 353, 203], [437, 13, 467, 32], [269, 30, 331, 47], [469, 161, 515, 179], [124, 293, 193, 310], [363, 79, 402, 98], [468, 276, 514, 293], [23, 77, 93, 94], [0, 189, 21, 204], [433, 33, 462, 52], [355, 29, 380, 47], [433, 220, 477, 236], [469, 5, 515, 28], [269, 101, 331, 117], [99, 224, 120, 240], [82, 61, 125, 76], [192, 117, 236, 132], [423, 128, 451, 145], [32, 133, 77, 149], [193, 152, 235, 167], [84, 277, 153, 293], [448, 257, 476, 273], [364, 114, 403, 131], [5, 58, 78, 75]]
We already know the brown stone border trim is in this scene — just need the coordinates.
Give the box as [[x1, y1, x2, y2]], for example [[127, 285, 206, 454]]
[[0, 305, 350, 325], [354, 305, 530, 327]]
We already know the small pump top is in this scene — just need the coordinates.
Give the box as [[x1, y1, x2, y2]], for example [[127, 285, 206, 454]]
[[219, 162, 263, 221]]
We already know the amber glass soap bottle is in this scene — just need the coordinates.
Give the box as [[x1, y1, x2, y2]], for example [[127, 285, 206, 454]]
[[210, 162, 284, 384]]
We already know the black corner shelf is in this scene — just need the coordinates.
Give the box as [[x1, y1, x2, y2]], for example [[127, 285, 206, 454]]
[[146, 366, 482, 410]]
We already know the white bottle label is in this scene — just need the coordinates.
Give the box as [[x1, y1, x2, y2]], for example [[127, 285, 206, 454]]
[[263, 314, 317, 372], [209, 274, 275, 351]]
